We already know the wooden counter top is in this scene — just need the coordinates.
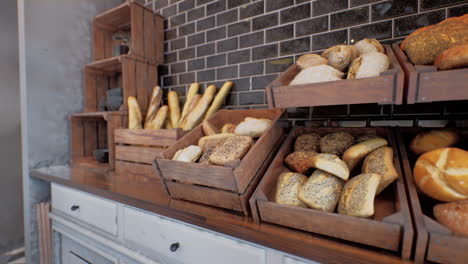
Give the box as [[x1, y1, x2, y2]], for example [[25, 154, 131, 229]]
[[32, 166, 410, 264]]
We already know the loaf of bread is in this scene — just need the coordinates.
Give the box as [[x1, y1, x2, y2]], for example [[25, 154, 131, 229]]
[[362, 147, 398, 194], [434, 200, 468, 237], [172, 145, 202, 163], [414, 147, 468, 202], [294, 133, 321, 152], [296, 54, 328, 70], [198, 133, 234, 152], [354, 38, 384, 54], [128, 96, 142, 129], [356, 134, 379, 143], [322, 45, 359, 71], [410, 129, 459, 155], [342, 137, 388, 171], [144, 86, 162, 128], [234, 117, 272, 138], [209, 135, 254, 165], [168, 91, 181, 128], [182, 85, 217, 130], [204, 81, 233, 120], [319, 132, 355, 156], [202, 120, 219, 136], [289, 65, 344, 85], [284, 152, 350, 180], [400, 25, 436, 51], [338, 173, 382, 217], [199, 146, 217, 165], [221, 123, 236, 134], [298, 170, 344, 212], [275, 172, 308, 207], [434, 44, 468, 70], [347, 52, 390, 79], [146, 105, 168, 130], [179, 94, 201, 128], [180, 83, 200, 124]]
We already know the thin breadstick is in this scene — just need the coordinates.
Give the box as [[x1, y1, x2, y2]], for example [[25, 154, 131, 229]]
[[168, 91, 181, 128], [128, 96, 142, 129], [144, 86, 162, 128]]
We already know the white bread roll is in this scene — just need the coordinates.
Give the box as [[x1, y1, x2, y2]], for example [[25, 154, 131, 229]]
[[338, 173, 382, 217], [322, 45, 359, 71], [234, 117, 272, 138], [347, 52, 390, 79], [290, 65, 344, 85], [275, 172, 308, 208], [172, 145, 202, 163], [362, 147, 398, 194], [298, 170, 344, 212], [342, 137, 388, 171], [410, 129, 460, 155], [354, 38, 385, 54], [296, 54, 328, 69]]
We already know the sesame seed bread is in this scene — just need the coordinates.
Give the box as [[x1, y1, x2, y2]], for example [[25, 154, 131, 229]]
[[275, 172, 308, 208], [319, 132, 355, 156], [338, 173, 382, 217], [199, 146, 217, 165], [198, 133, 235, 152], [362, 147, 399, 194], [342, 137, 388, 171], [298, 170, 344, 212], [285, 152, 350, 180], [294, 133, 321, 152], [208, 135, 254, 165]]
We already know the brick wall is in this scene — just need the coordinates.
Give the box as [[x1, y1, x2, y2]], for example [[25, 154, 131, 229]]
[[146, 0, 468, 123]]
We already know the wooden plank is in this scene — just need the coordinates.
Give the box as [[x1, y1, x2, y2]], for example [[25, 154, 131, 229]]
[[154, 15, 165, 64], [427, 233, 468, 264], [70, 117, 85, 160], [114, 128, 185, 147], [143, 9, 156, 60], [103, 29, 113, 59], [418, 68, 468, 102], [115, 160, 157, 180], [136, 61, 148, 113], [84, 68, 97, 112], [115, 145, 163, 164], [107, 114, 123, 169], [131, 4, 144, 57], [93, 22, 105, 61], [83, 119, 98, 157], [122, 57, 136, 111], [385, 45, 404, 104]]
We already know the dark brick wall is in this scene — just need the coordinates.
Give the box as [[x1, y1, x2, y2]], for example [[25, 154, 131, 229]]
[[146, 0, 468, 122]]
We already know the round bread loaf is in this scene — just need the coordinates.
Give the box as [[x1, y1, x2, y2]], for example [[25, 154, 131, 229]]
[[434, 200, 468, 237], [294, 133, 321, 152], [342, 137, 388, 171], [362, 147, 398, 194], [322, 45, 358, 71], [347, 52, 390, 79], [338, 173, 382, 217], [434, 44, 468, 70], [275, 172, 308, 207], [319, 132, 355, 156], [296, 54, 328, 69], [410, 129, 459, 155], [298, 170, 344, 212], [289, 65, 344, 85], [413, 147, 468, 202], [354, 38, 384, 54]]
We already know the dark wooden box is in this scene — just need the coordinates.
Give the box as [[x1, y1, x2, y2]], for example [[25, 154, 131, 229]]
[[266, 45, 404, 108], [250, 127, 413, 260], [392, 43, 468, 104], [396, 127, 468, 264]]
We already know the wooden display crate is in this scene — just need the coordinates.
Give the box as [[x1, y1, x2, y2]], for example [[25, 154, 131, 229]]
[[396, 127, 468, 264], [392, 43, 468, 104], [93, 0, 164, 64], [70, 112, 126, 171], [155, 109, 286, 214], [265, 45, 404, 108], [114, 128, 188, 182], [250, 127, 413, 260], [84, 55, 158, 113]]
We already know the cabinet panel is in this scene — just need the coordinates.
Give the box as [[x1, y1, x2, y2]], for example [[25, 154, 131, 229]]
[[61, 235, 115, 264]]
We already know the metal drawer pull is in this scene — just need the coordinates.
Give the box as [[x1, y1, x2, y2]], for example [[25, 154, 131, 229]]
[[170, 242, 180, 252], [70, 205, 80, 211]]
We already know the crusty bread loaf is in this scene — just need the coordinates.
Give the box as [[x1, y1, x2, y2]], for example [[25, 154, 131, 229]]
[[319, 132, 355, 156], [284, 152, 350, 180], [290, 65, 344, 85], [198, 133, 234, 152], [146, 105, 168, 130], [347, 52, 390, 79], [204, 81, 233, 120], [296, 54, 328, 70], [414, 147, 468, 202], [284, 151, 316, 174], [209, 135, 254, 165], [354, 38, 384, 54], [234, 117, 272, 138], [168, 91, 181, 128], [294, 133, 321, 152], [434, 200, 468, 237], [356, 134, 379, 143], [362, 147, 398, 194], [202, 120, 219, 136], [221, 123, 236, 134], [180, 83, 200, 124], [322, 45, 359, 71], [342, 137, 388, 171], [275, 172, 308, 208], [144, 86, 162, 128], [338, 173, 382, 217], [410, 129, 459, 155], [400, 25, 436, 51], [128, 96, 142, 129], [182, 85, 217, 130], [172, 145, 202, 162], [434, 44, 468, 70], [298, 170, 344, 212]]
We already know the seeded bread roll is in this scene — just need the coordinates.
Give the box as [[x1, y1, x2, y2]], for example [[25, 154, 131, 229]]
[[209, 135, 254, 165], [434, 200, 468, 237], [298, 170, 344, 212], [234, 117, 272, 138], [410, 129, 460, 155], [296, 54, 328, 69], [284, 151, 316, 174], [319, 132, 355, 156], [275, 172, 308, 208], [199, 146, 217, 165], [347, 52, 390, 79], [362, 147, 398, 194], [290, 65, 344, 85], [354, 38, 384, 54], [342, 137, 388, 171], [172, 145, 202, 163], [338, 173, 382, 217], [285, 152, 350, 180], [198, 133, 234, 152], [322, 45, 359, 71], [294, 133, 321, 152]]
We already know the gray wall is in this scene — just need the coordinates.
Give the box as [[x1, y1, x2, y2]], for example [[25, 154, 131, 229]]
[[0, 0, 23, 254]]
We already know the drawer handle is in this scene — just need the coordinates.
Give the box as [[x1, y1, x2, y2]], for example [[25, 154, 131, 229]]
[[70, 205, 80, 211], [170, 242, 180, 252]]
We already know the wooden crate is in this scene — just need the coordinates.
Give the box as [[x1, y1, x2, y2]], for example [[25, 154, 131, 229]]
[[93, 0, 164, 64], [250, 127, 414, 259], [396, 127, 468, 264], [114, 128, 188, 181], [266, 45, 404, 108], [84, 55, 158, 113], [70, 112, 126, 171], [392, 43, 468, 104]]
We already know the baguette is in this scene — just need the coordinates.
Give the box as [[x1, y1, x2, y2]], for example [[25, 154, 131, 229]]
[[128, 96, 142, 129], [275, 172, 308, 208], [342, 137, 388, 171], [209, 135, 254, 165], [284, 152, 350, 180], [202, 120, 219, 136], [221, 123, 236, 134], [182, 85, 217, 130], [146, 105, 168, 130], [204, 81, 233, 120], [179, 94, 201, 128], [165, 118, 173, 129], [180, 83, 200, 122], [168, 91, 181, 128], [298, 170, 344, 212], [198, 133, 234, 152], [144, 86, 162, 128], [338, 173, 382, 217]]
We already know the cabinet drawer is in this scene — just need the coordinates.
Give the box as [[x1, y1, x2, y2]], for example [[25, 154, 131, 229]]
[[123, 206, 266, 264], [51, 184, 117, 236]]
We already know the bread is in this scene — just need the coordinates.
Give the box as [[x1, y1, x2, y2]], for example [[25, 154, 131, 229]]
[[294, 133, 321, 152], [296, 54, 328, 70], [168, 91, 181, 128], [275, 172, 308, 208], [234, 117, 272, 138], [204, 81, 233, 120], [182, 85, 217, 130], [128, 96, 142, 129], [338, 173, 381, 217], [144, 86, 162, 128], [146, 105, 168, 130], [180, 83, 200, 123], [199, 146, 217, 165], [354, 38, 384, 54], [198, 133, 234, 152], [209, 135, 254, 165], [342, 137, 388, 171], [347, 52, 390, 79], [362, 147, 398, 194], [165, 118, 172, 129], [221, 123, 236, 134], [413, 147, 468, 202], [202, 120, 219, 136], [285, 152, 350, 180], [179, 94, 202, 128], [410, 129, 459, 155], [289, 65, 344, 85], [319, 132, 355, 156], [172, 145, 202, 162], [400, 25, 436, 51], [298, 170, 344, 212], [434, 200, 468, 237], [434, 44, 468, 70], [322, 45, 359, 71], [356, 134, 379, 143]]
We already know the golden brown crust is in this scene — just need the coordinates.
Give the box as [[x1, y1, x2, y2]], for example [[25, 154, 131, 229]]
[[410, 129, 460, 155], [209, 135, 254, 165], [284, 151, 317, 174], [342, 137, 388, 171], [434, 44, 468, 70], [294, 133, 321, 152], [296, 54, 328, 69], [275, 172, 308, 207], [401, 25, 436, 51], [434, 200, 468, 237], [322, 45, 358, 71]]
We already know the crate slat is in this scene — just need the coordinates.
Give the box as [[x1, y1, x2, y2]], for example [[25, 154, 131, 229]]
[[115, 145, 163, 164]]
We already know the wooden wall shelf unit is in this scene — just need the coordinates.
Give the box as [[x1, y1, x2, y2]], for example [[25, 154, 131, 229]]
[[93, 0, 164, 64], [84, 55, 158, 113], [396, 127, 468, 264], [250, 127, 414, 260], [70, 112, 126, 172], [392, 43, 468, 104]]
